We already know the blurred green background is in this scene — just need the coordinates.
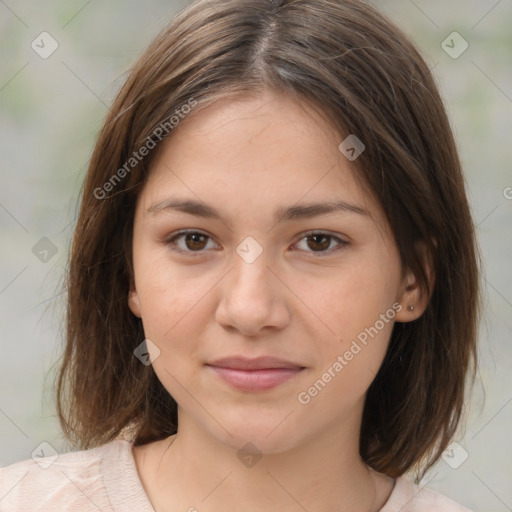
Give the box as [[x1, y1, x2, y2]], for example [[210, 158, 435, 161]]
[[1, 1, 511, 509]]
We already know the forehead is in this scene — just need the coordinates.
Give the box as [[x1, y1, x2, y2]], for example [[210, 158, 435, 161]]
[[137, 90, 383, 227]]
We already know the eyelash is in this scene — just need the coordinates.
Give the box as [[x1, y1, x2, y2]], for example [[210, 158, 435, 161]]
[[163, 229, 348, 257]]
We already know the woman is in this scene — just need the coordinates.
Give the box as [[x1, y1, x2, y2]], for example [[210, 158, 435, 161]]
[[0, 0, 479, 510]]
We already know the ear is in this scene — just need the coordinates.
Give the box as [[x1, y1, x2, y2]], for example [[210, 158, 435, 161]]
[[395, 242, 435, 322], [128, 282, 142, 318]]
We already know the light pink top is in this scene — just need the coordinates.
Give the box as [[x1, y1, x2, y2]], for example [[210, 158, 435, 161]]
[[0, 439, 472, 511]]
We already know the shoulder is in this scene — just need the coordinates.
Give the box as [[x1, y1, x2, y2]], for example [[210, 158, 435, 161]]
[[381, 476, 472, 512], [0, 440, 128, 512]]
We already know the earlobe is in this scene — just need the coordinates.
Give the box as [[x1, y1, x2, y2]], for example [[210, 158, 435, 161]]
[[395, 253, 435, 323], [128, 289, 142, 318], [395, 280, 426, 322]]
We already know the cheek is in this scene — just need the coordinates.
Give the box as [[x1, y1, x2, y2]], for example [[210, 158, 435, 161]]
[[292, 250, 400, 403], [133, 261, 212, 360], [296, 313, 395, 419], [137, 268, 212, 402], [296, 255, 400, 343], [134, 247, 203, 322]]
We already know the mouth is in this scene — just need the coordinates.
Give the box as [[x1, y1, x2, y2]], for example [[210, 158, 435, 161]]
[[206, 356, 306, 392]]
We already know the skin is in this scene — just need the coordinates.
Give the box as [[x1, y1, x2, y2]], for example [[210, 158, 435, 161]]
[[128, 89, 429, 512]]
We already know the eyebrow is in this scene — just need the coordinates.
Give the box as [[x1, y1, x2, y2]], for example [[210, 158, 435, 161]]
[[147, 198, 367, 224]]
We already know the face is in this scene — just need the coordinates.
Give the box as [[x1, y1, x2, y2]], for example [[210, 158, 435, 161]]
[[128, 89, 420, 453]]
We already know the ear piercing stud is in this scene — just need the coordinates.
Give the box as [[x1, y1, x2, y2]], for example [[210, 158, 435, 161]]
[[407, 305, 415, 311]]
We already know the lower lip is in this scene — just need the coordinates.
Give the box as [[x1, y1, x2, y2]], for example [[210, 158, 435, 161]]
[[207, 365, 304, 391]]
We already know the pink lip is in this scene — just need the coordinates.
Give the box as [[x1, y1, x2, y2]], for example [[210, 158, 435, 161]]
[[206, 356, 305, 392]]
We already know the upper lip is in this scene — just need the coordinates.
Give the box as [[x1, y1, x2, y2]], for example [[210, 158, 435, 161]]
[[207, 356, 304, 370]]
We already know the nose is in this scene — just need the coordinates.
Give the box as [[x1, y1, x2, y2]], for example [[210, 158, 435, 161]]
[[214, 250, 291, 337]]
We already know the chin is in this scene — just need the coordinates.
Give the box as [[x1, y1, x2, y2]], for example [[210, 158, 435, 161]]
[[205, 413, 305, 455]]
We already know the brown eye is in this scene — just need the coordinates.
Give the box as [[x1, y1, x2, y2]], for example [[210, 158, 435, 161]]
[[184, 232, 208, 251], [306, 234, 331, 252], [166, 230, 218, 254], [294, 232, 348, 255]]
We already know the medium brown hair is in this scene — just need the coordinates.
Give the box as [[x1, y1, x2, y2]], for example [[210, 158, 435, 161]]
[[55, 0, 480, 479]]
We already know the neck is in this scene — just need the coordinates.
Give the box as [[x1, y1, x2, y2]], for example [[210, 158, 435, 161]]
[[134, 406, 394, 512]]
